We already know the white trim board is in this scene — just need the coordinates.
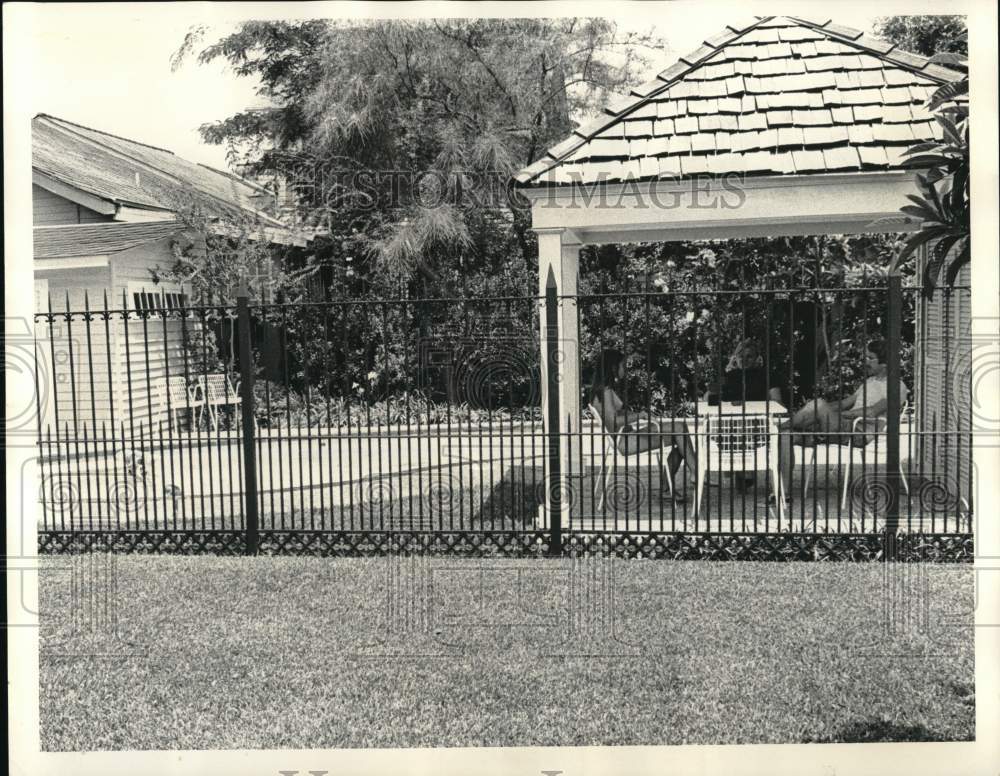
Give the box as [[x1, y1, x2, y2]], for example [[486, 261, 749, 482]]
[[33, 255, 110, 270], [523, 170, 923, 242]]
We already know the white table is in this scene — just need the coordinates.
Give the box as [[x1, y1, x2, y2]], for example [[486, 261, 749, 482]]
[[692, 400, 788, 419], [684, 401, 789, 521]]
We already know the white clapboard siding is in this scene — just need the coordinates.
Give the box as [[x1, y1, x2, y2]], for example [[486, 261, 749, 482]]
[[115, 318, 198, 431], [36, 237, 205, 438], [110, 237, 202, 433], [36, 269, 117, 437], [32, 184, 112, 226], [917, 256, 972, 505]]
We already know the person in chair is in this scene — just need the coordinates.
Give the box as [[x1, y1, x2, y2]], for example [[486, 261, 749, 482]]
[[776, 339, 909, 504], [713, 338, 783, 491], [589, 349, 695, 502], [719, 338, 784, 405]]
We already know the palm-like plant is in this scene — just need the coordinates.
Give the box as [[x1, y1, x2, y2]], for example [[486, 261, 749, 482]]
[[889, 53, 968, 299]]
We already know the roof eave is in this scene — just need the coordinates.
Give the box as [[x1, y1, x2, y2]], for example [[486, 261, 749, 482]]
[[516, 168, 921, 196], [31, 170, 118, 215]]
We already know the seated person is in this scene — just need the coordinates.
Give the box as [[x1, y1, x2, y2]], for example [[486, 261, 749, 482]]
[[776, 338, 909, 502], [712, 338, 784, 491], [589, 349, 695, 502], [718, 338, 784, 405]]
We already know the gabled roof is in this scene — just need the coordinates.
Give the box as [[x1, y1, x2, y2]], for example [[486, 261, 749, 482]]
[[516, 15, 964, 186], [32, 114, 286, 227], [33, 220, 185, 259]]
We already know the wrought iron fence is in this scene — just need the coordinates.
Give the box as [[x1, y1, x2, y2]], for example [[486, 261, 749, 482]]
[[33, 278, 974, 560]]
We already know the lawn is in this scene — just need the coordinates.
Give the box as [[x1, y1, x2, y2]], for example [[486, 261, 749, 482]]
[[39, 556, 974, 750]]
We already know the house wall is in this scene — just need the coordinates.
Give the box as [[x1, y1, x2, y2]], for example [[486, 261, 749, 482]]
[[33, 184, 112, 226], [916, 261, 973, 507], [34, 265, 116, 438], [34, 236, 205, 440], [110, 238, 202, 433]]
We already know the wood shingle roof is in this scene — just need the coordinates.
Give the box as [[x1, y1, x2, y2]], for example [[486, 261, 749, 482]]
[[33, 114, 285, 227], [515, 16, 964, 186]]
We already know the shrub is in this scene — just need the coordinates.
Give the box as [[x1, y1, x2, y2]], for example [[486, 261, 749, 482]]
[[252, 380, 541, 429]]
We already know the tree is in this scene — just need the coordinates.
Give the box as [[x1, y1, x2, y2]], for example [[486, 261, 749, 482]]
[[874, 17, 969, 297], [176, 19, 652, 294], [872, 15, 967, 57], [172, 20, 664, 408], [174, 19, 661, 295]]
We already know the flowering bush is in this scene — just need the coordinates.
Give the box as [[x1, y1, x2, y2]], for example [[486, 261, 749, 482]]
[[578, 233, 916, 412], [252, 380, 541, 429]]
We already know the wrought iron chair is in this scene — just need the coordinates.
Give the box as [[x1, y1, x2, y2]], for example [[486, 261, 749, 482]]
[[839, 403, 912, 512], [793, 401, 911, 510], [588, 401, 672, 510], [198, 373, 248, 431], [693, 411, 783, 521], [159, 376, 208, 431]]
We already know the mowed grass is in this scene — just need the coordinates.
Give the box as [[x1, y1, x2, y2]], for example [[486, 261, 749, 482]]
[[39, 556, 974, 751]]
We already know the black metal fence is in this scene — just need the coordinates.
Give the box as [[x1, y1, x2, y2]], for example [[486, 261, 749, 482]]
[[33, 278, 974, 560]]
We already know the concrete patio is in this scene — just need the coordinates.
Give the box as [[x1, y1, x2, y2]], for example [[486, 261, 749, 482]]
[[37, 421, 969, 535]]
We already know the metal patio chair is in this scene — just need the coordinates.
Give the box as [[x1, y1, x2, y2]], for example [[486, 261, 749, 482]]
[[794, 402, 912, 510], [588, 401, 673, 510], [198, 373, 249, 431], [159, 376, 208, 431], [839, 405, 912, 512]]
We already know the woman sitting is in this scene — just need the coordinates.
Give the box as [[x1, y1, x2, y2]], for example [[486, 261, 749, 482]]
[[719, 338, 783, 405], [589, 349, 695, 502], [713, 338, 784, 491]]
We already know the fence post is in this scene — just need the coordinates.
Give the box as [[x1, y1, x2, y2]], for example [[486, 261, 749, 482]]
[[545, 271, 563, 557], [884, 272, 902, 561], [236, 288, 259, 556]]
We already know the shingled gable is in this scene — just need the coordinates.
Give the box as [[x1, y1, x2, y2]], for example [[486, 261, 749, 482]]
[[33, 114, 287, 228], [515, 15, 964, 186]]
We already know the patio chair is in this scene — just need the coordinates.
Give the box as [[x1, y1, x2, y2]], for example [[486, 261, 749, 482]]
[[693, 411, 783, 521], [839, 406, 911, 512], [159, 376, 208, 431], [588, 401, 672, 510], [198, 373, 249, 431], [795, 402, 911, 510]]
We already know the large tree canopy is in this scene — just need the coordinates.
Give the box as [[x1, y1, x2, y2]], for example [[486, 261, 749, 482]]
[[175, 19, 660, 293], [874, 16, 968, 296], [872, 15, 967, 57]]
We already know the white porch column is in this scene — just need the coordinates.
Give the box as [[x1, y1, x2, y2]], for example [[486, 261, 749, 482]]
[[536, 228, 582, 487]]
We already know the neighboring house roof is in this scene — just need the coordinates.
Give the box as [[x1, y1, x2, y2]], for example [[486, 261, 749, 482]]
[[516, 15, 964, 186], [32, 114, 286, 228], [33, 220, 185, 259]]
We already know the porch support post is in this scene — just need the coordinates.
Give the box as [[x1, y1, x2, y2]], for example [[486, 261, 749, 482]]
[[537, 228, 582, 482]]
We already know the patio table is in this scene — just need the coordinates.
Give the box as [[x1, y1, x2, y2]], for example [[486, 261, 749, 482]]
[[691, 400, 788, 420], [685, 401, 789, 521]]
